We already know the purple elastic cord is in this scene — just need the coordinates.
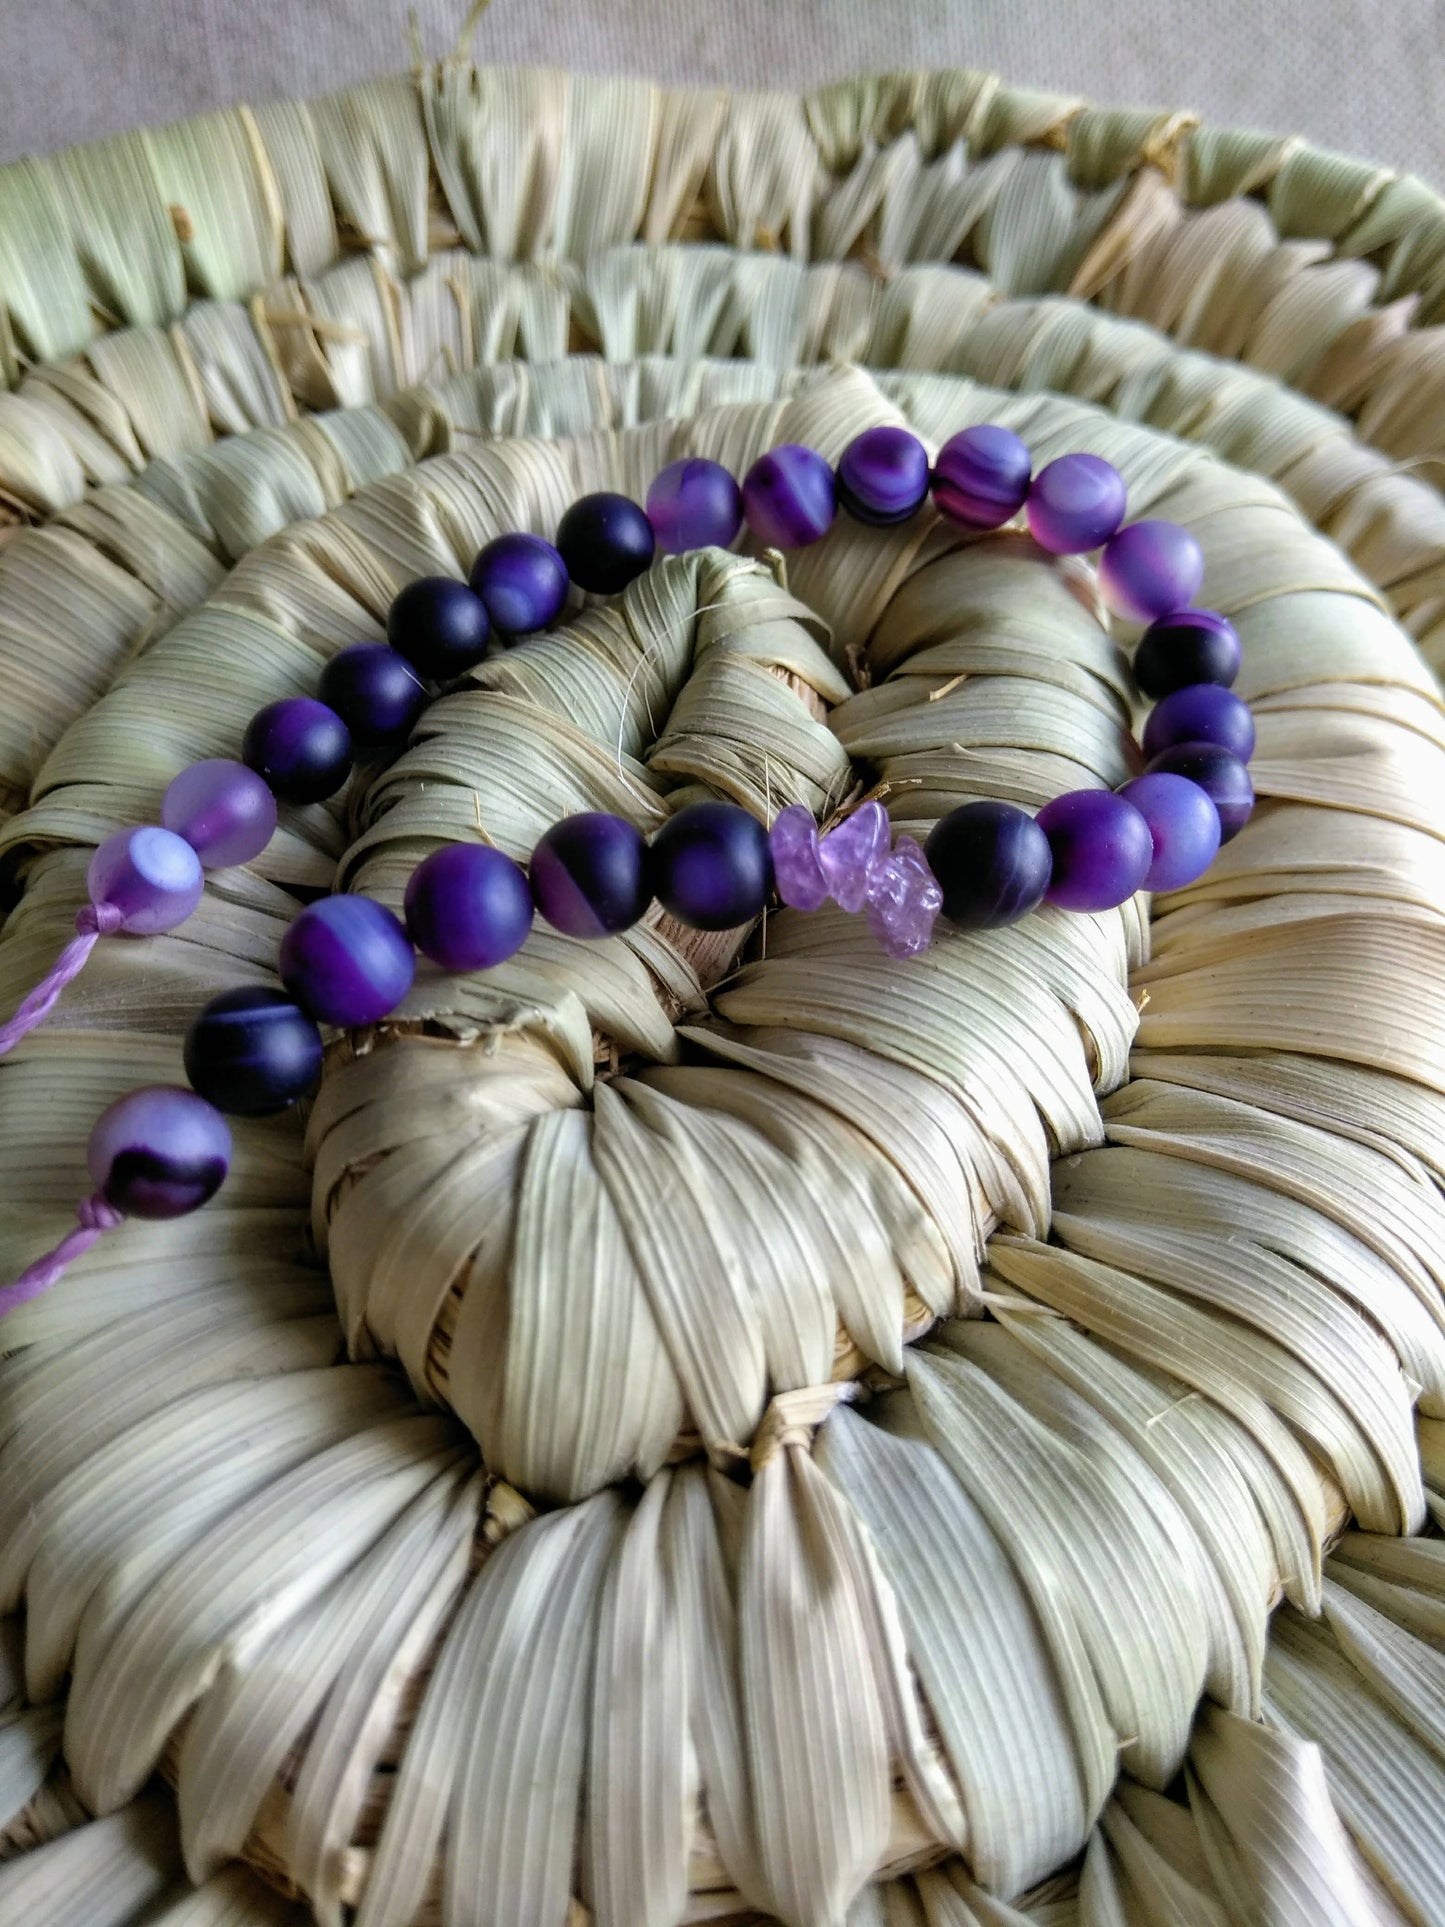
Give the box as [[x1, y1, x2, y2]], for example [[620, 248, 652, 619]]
[[0, 1193, 125, 1317], [0, 902, 124, 1058]]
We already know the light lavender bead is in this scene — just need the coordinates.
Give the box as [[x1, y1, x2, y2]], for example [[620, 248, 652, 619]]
[[865, 836, 942, 957], [87, 826, 204, 934], [162, 759, 278, 869], [1026, 454, 1128, 555], [1098, 519, 1205, 622], [769, 805, 829, 911], [87, 1084, 231, 1219], [818, 800, 890, 913]]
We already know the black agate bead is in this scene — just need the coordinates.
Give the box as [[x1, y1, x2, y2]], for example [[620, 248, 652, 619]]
[[649, 802, 774, 931], [924, 801, 1053, 929], [184, 986, 325, 1116], [556, 492, 656, 595], [387, 577, 491, 679]]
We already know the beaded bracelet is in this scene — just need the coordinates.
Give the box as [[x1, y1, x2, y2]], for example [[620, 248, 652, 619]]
[[0, 420, 1257, 1313]]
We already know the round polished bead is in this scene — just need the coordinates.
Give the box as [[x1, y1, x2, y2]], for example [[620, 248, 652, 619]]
[[1099, 519, 1205, 623], [469, 533, 569, 636], [649, 801, 773, 930], [318, 644, 427, 749], [741, 445, 836, 549], [836, 426, 931, 526], [405, 843, 535, 970], [646, 458, 743, 554], [387, 576, 491, 679], [556, 492, 656, 594], [923, 800, 1053, 929], [162, 759, 277, 869], [242, 698, 353, 805], [279, 896, 415, 1027], [87, 826, 204, 934], [88, 1085, 231, 1219], [1026, 453, 1128, 555], [1035, 789, 1154, 912], [931, 424, 1032, 530], [1133, 609, 1241, 700], [1143, 682, 1256, 763], [1145, 742, 1254, 843], [531, 813, 650, 939], [1118, 772, 1222, 893], [184, 987, 323, 1116]]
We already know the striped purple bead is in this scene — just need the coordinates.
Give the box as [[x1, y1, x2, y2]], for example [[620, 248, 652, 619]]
[[836, 426, 930, 527], [931, 425, 1032, 530], [741, 445, 836, 548]]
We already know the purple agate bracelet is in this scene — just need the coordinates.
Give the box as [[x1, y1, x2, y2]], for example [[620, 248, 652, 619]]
[[0, 421, 1256, 1311]]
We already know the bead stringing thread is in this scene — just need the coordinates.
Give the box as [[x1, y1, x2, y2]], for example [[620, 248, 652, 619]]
[[0, 419, 1257, 1308]]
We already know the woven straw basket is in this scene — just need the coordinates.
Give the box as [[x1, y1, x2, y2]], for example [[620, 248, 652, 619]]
[[4, 39, 1445, 1927]]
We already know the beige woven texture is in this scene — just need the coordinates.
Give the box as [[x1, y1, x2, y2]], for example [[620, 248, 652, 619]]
[[1, 56, 1445, 1927]]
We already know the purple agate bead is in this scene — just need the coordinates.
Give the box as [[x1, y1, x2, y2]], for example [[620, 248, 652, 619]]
[[387, 577, 491, 679], [469, 533, 569, 636], [818, 801, 891, 914], [646, 458, 743, 554], [319, 644, 428, 749], [531, 813, 650, 938], [404, 843, 534, 971], [931, 425, 1032, 530], [88, 1085, 231, 1219], [1026, 454, 1128, 555], [556, 492, 656, 595], [741, 445, 836, 549], [769, 805, 829, 912], [242, 698, 353, 805], [1133, 609, 1241, 699], [865, 835, 942, 957], [1036, 789, 1153, 912], [87, 826, 204, 934], [1118, 772, 1222, 893], [1143, 683, 1256, 763], [649, 802, 773, 930], [836, 426, 931, 527], [1145, 742, 1254, 842], [1099, 519, 1205, 623], [924, 800, 1053, 929], [162, 759, 277, 869], [279, 896, 416, 1027]]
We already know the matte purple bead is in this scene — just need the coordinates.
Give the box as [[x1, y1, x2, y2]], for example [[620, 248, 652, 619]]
[[87, 826, 204, 934], [1036, 789, 1154, 912], [924, 800, 1053, 929], [931, 424, 1032, 530], [1117, 772, 1222, 892], [531, 813, 651, 938], [1143, 683, 1256, 763], [387, 577, 491, 679], [469, 533, 569, 636], [741, 445, 836, 549], [319, 644, 428, 749], [242, 698, 353, 805], [1133, 609, 1241, 700], [646, 458, 743, 554], [769, 804, 829, 912], [865, 836, 942, 957], [1099, 519, 1205, 623], [836, 426, 931, 527], [162, 759, 277, 869], [818, 801, 891, 914], [1026, 454, 1128, 555], [649, 802, 773, 930], [1145, 742, 1254, 842], [279, 896, 416, 1026], [404, 843, 534, 971], [87, 1085, 231, 1219], [556, 492, 656, 594], [184, 987, 323, 1117]]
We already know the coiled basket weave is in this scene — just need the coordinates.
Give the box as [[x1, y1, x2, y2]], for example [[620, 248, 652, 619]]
[[4, 48, 1445, 1927]]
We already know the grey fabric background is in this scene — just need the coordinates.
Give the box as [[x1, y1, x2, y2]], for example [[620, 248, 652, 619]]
[[1, 1, 1443, 182]]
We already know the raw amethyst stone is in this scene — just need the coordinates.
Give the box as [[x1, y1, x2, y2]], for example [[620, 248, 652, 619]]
[[769, 805, 829, 911], [387, 577, 491, 679], [1026, 454, 1128, 555], [1035, 789, 1153, 912], [319, 644, 428, 749], [1118, 772, 1222, 893], [835, 426, 931, 527], [184, 987, 323, 1117], [924, 800, 1052, 929], [818, 800, 890, 913], [556, 492, 656, 594], [88, 1085, 231, 1219], [1133, 609, 1241, 699], [649, 802, 773, 930], [741, 445, 836, 549], [647, 458, 744, 554], [469, 533, 569, 635], [87, 826, 204, 934], [162, 759, 277, 869], [279, 896, 415, 1027], [531, 813, 651, 938], [1143, 683, 1256, 763], [242, 697, 353, 805], [1145, 742, 1254, 842], [865, 835, 942, 957], [931, 425, 1032, 530], [1098, 519, 1205, 623], [405, 843, 535, 971]]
